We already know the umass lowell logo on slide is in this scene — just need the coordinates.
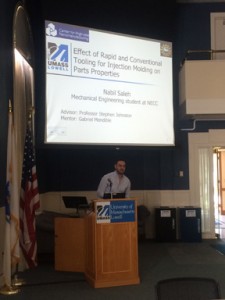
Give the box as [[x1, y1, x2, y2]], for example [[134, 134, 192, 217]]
[[46, 22, 69, 72], [47, 42, 69, 71]]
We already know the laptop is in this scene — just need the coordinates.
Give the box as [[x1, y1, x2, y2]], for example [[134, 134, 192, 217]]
[[103, 193, 126, 199], [62, 196, 89, 210]]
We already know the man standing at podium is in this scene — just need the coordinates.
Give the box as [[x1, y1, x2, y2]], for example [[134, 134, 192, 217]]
[[97, 159, 131, 199]]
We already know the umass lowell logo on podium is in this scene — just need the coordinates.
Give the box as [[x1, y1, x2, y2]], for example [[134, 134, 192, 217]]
[[96, 200, 135, 224]]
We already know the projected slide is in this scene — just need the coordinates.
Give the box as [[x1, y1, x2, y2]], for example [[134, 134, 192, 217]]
[[45, 20, 174, 146]]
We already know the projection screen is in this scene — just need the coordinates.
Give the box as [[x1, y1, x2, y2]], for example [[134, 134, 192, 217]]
[[45, 20, 174, 146]]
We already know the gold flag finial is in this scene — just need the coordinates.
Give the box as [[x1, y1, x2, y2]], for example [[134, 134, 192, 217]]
[[28, 106, 35, 120], [8, 99, 12, 113]]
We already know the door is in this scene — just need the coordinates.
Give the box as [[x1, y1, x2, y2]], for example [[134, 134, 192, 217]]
[[213, 148, 225, 239], [219, 151, 225, 215]]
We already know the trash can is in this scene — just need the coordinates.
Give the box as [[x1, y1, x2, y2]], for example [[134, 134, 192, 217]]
[[178, 207, 202, 242], [155, 207, 177, 242]]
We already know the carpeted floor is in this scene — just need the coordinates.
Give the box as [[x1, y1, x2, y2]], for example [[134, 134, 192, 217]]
[[168, 242, 225, 264], [1, 239, 225, 300], [211, 241, 225, 255]]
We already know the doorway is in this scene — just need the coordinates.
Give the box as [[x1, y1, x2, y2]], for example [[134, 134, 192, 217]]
[[188, 130, 225, 239], [213, 148, 225, 239]]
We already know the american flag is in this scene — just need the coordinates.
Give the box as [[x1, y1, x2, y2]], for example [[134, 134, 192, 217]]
[[20, 124, 40, 268]]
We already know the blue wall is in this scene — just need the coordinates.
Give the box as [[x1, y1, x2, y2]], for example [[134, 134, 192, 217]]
[[31, 1, 225, 193], [1, 1, 225, 205], [31, 0, 181, 193]]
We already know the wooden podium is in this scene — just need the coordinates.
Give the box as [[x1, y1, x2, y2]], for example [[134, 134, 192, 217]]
[[85, 198, 140, 288], [55, 217, 85, 272]]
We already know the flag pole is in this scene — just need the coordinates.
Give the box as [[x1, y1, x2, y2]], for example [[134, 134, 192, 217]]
[[11, 272, 26, 287], [11, 108, 34, 288], [0, 285, 20, 295], [0, 251, 20, 295], [0, 100, 20, 295], [11, 109, 34, 289]]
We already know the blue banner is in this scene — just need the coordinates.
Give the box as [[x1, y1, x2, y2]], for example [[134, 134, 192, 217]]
[[96, 200, 135, 223]]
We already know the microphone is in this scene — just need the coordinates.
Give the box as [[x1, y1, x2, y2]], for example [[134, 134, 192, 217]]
[[107, 178, 112, 199]]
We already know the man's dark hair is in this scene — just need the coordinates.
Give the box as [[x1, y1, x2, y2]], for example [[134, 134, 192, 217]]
[[115, 159, 126, 164]]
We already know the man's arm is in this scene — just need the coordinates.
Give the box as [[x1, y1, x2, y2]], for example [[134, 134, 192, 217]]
[[125, 179, 131, 197], [97, 176, 107, 198]]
